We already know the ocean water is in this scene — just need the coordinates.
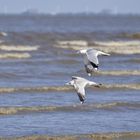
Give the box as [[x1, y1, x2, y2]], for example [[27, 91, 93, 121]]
[[0, 14, 140, 139]]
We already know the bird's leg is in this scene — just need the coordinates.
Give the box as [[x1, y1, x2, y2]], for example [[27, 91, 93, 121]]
[[80, 101, 84, 104]]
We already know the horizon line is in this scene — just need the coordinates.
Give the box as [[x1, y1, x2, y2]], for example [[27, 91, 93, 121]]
[[0, 12, 140, 16]]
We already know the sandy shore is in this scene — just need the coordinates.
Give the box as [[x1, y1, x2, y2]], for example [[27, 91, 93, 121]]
[[1, 132, 140, 140]]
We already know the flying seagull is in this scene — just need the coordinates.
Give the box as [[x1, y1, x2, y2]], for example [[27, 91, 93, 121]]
[[77, 48, 110, 76], [66, 76, 101, 104]]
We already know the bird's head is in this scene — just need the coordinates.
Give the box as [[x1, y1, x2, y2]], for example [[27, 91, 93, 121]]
[[77, 49, 87, 54], [65, 80, 74, 86]]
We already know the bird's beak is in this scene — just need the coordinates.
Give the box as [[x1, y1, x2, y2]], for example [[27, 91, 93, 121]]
[[65, 82, 70, 85]]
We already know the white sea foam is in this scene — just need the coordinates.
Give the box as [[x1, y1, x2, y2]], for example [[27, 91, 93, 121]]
[[55, 40, 140, 54], [0, 45, 39, 51], [0, 102, 140, 115], [0, 32, 7, 37], [95, 70, 140, 76], [56, 40, 88, 46], [0, 53, 31, 59], [94, 40, 140, 47], [0, 84, 139, 94]]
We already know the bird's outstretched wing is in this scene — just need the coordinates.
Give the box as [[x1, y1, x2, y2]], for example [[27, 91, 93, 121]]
[[72, 77, 87, 100], [72, 76, 86, 81], [86, 49, 99, 66], [72, 76, 78, 80], [75, 85, 86, 103]]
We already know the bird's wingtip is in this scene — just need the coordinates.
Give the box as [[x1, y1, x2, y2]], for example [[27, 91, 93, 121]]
[[72, 76, 78, 79], [99, 51, 110, 56], [95, 83, 102, 88], [104, 52, 110, 56]]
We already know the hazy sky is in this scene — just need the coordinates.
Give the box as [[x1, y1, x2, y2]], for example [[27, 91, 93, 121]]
[[0, 0, 140, 14]]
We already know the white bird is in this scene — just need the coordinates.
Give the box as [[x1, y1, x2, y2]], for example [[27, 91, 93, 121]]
[[77, 48, 110, 76], [66, 76, 101, 104]]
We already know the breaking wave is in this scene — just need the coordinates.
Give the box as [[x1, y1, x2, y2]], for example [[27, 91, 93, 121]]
[[0, 84, 139, 94], [56, 40, 88, 46], [0, 53, 31, 59], [55, 40, 140, 54], [95, 70, 140, 76], [0, 102, 140, 115], [0, 45, 39, 51], [0, 86, 71, 93], [0, 32, 7, 37], [94, 40, 140, 47]]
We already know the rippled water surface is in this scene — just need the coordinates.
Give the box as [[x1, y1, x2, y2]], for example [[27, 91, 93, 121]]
[[0, 14, 140, 139]]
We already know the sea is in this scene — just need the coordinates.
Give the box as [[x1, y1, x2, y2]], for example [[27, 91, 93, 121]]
[[0, 14, 140, 140]]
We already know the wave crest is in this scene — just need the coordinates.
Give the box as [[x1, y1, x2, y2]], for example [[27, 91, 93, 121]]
[[0, 45, 39, 51], [0, 53, 31, 59], [0, 84, 139, 94], [95, 70, 140, 76], [56, 40, 88, 46], [55, 40, 140, 54], [0, 102, 140, 115], [0, 32, 7, 37]]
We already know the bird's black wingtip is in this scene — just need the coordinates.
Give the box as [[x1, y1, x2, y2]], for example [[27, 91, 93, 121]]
[[95, 83, 102, 88]]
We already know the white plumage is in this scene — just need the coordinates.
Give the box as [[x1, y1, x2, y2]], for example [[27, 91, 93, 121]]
[[78, 48, 110, 76], [66, 76, 101, 104]]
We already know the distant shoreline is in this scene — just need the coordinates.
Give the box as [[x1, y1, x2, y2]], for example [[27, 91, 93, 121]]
[[0, 12, 140, 17]]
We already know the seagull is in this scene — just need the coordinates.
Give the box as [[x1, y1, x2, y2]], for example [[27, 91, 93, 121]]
[[77, 48, 110, 76], [66, 76, 101, 104]]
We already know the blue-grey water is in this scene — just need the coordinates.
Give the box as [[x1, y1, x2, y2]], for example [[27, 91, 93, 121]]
[[0, 14, 140, 138]]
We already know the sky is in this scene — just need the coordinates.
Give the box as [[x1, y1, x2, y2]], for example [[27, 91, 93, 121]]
[[0, 0, 140, 14]]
